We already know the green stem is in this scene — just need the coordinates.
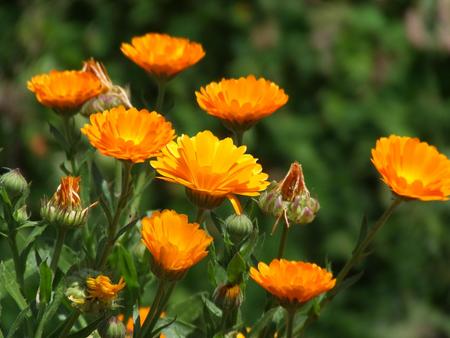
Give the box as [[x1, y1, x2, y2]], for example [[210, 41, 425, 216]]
[[285, 308, 296, 338], [7, 231, 25, 291], [277, 223, 289, 259], [62, 116, 78, 175], [196, 207, 206, 224], [140, 280, 175, 337], [96, 161, 133, 269], [58, 311, 80, 338], [233, 130, 244, 146], [155, 79, 167, 113], [50, 228, 67, 274], [297, 197, 403, 336]]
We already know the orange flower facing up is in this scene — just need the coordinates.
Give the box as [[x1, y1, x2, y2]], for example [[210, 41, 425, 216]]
[[41, 176, 96, 228], [27, 70, 104, 114], [371, 135, 450, 201], [86, 275, 125, 301], [81, 105, 175, 163], [121, 33, 205, 78], [150, 130, 269, 210], [196, 75, 288, 131], [141, 210, 213, 280], [250, 259, 336, 307]]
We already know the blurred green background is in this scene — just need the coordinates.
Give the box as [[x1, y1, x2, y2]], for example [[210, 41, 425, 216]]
[[1, 0, 450, 337]]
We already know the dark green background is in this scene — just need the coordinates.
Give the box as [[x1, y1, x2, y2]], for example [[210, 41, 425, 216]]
[[1, 1, 450, 337]]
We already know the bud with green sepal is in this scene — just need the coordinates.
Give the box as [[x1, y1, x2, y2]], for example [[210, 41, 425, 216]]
[[224, 213, 253, 244], [0, 169, 29, 200], [98, 317, 126, 338]]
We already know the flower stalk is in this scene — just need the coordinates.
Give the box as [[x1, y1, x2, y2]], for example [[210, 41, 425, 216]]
[[50, 227, 67, 274]]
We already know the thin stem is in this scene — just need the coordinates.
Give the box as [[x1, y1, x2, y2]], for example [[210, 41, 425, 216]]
[[196, 207, 206, 224], [50, 228, 67, 274], [96, 161, 133, 269], [58, 310, 80, 338], [233, 130, 244, 146], [61, 116, 78, 175], [285, 308, 296, 338], [155, 79, 167, 113], [296, 197, 403, 336], [7, 232, 25, 291], [277, 223, 289, 259]]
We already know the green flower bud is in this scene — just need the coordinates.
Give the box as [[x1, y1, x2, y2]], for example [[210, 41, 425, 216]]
[[13, 205, 29, 223], [213, 284, 243, 312], [99, 317, 126, 338], [224, 214, 253, 244], [0, 169, 28, 198], [81, 87, 131, 117]]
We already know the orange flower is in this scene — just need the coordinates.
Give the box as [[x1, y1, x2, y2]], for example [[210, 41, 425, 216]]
[[121, 33, 205, 78], [196, 75, 288, 131], [53, 176, 81, 209], [86, 275, 125, 301], [27, 70, 104, 113], [81, 106, 175, 163], [150, 130, 269, 210], [250, 259, 335, 306], [371, 135, 450, 201], [141, 210, 213, 280]]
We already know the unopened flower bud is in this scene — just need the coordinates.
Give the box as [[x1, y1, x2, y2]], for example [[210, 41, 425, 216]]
[[213, 284, 243, 311], [99, 317, 126, 338], [224, 214, 253, 244], [13, 205, 29, 223], [0, 169, 28, 198], [66, 281, 87, 308]]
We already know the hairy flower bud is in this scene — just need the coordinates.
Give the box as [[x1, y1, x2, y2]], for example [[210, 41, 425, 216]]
[[0, 169, 28, 199], [13, 205, 29, 223], [224, 214, 253, 244], [99, 317, 126, 338], [213, 284, 243, 312], [41, 176, 96, 229], [258, 162, 319, 231]]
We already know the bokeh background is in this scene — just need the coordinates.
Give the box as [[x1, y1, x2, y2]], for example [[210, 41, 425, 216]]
[[1, 1, 450, 337]]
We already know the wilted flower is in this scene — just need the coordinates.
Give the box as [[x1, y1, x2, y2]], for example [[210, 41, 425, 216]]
[[141, 210, 213, 281], [250, 259, 335, 308], [87, 275, 126, 301], [41, 176, 96, 228], [81, 106, 175, 163], [121, 33, 205, 79], [81, 59, 132, 116], [371, 135, 450, 201], [150, 130, 269, 211], [27, 69, 104, 115], [258, 162, 320, 233], [196, 75, 288, 132]]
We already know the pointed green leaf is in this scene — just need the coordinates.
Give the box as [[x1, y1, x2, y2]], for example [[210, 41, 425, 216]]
[[39, 261, 52, 304], [226, 253, 246, 284], [0, 262, 28, 311]]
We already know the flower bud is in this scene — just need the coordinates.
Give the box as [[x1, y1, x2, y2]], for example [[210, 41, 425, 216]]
[[224, 214, 253, 244], [65, 281, 88, 308], [0, 169, 28, 198], [99, 317, 126, 338], [213, 284, 243, 312], [13, 205, 29, 223]]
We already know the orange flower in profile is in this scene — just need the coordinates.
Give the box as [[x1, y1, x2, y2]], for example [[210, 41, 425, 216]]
[[371, 135, 450, 201], [196, 75, 288, 131], [81, 106, 175, 163], [27, 70, 104, 113], [121, 33, 205, 78], [141, 210, 213, 280], [86, 275, 125, 301], [250, 259, 335, 306], [150, 130, 269, 210]]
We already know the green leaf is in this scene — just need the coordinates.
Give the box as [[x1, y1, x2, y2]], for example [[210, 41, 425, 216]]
[[35, 284, 65, 338], [153, 317, 200, 338], [116, 244, 139, 289], [169, 292, 205, 322], [201, 294, 222, 318], [39, 261, 52, 305], [0, 262, 28, 311], [49, 123, 69, 152], [239, 228, 259, 260], [67, 315, 107, 338], [19, 223, 47, 256], [249, 306, 284, 337], [6, 306, 31, 338], [59, 244, 82, 274], [353, 214, 368, 253], [226, 253, 246, 284], [114, 218, 139, 242]]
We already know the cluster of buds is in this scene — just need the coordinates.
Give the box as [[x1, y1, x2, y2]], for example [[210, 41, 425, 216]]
[[258, 162, 320, 233], [81, 59, 132, 117], [41, 176, 96, 228], [65, 270, 126, 313]]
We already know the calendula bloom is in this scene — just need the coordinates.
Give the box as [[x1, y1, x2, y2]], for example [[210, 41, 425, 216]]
[[196, 75, 288, 131], [121, 33, 205, 78], [81, 105, 175, 163], [150, 130, 269, 210], [141, 210, 213, 280], [41, 176, 96, 228], [86, 275, 125, 301], [250, 259, 335, 307], [27, 70, 104, 114], [371, 135, 450, 201]]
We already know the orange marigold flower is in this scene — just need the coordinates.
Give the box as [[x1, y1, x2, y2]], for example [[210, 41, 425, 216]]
[[86, 275, 125, 301], [196, 75, 288, 131], [81, 105, 175, 163], [27, 70, 104, 113], [150, 130, 269, 210], [250, 259, 335, 306], [121, 33, 205, 78], [371, 135, 450, 201], [141, 210, 213, 280]]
